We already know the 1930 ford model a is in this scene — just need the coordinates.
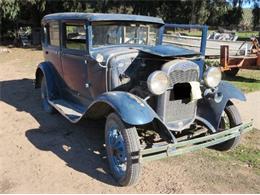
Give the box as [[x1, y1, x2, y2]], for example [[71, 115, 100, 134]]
[[35, 13, 252, 186]]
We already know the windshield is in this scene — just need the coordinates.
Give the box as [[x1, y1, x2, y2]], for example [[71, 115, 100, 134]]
[[91, 22, 160, 48]]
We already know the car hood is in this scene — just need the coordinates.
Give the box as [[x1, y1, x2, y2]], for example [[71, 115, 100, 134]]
[[134, 45, 199, 57], [90, 45, 199, 60]]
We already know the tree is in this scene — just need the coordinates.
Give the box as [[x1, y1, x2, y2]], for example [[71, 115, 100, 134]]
[[0, 0, 21, 40], [206, 0, 229, 26], [0, 0, 20, 21], [0, 0, 258, 42], [252, 2, 260, 29]]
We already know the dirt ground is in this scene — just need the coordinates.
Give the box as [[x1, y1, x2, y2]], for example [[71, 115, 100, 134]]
[[0, 48, 259, 193]]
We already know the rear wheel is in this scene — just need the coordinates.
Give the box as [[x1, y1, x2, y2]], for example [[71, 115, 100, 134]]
[[212, 103, 241, 151], [105, 113, 141, 186], [40, 77, 55, 114]]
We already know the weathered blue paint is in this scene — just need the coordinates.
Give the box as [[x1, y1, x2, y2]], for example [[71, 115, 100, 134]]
[[164, 23, 208, 57], [197, 81, 246, 131], [158, 25, 165, 45], [200, 25, 208, 57], [43, 13, 164, 24], [89, 45, 199, 63], [88, 91, 158, 125], [85, 21, 90, 55], [135, 45, 199, 57], [192, 58, 204, 79], [164, 23, 208, 77]]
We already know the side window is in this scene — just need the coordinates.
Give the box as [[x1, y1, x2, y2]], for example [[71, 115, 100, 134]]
[[41, 25, 48, 45], [64, 23, 86, 51], [48, 22, 60, 47]]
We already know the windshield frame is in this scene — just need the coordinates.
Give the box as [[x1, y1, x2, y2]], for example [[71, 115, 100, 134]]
[[88, 21, 164, 51]]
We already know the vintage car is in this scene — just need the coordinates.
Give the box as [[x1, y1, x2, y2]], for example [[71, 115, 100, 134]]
[[35, 13, 252, 186]]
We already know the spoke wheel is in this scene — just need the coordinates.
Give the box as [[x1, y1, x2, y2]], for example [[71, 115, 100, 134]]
[[105, 113, 141, 186], [108, 127, 127, 177]]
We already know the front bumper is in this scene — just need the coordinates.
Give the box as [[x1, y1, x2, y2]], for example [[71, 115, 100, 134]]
[[141, 121, 253, 161]]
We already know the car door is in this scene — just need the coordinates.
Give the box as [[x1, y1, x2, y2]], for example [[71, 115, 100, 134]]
[[43, 21, 63, 77], [61, 21, 92, 105]]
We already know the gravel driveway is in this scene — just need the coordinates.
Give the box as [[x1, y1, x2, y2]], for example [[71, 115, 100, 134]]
[[234, 91, 260, 130]]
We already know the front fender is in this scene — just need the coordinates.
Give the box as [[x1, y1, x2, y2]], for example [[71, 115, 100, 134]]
[[197, 81, 246, 132], [86, 91, 158, 125]]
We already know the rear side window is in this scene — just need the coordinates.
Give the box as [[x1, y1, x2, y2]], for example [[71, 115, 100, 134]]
[[64, 23, 86, 51], [48, 22, 60, 47], [41, 25, 48, 45]]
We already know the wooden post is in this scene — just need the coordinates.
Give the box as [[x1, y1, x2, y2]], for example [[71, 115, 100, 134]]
[[257, 52, 260, 66], [220, 45, 229, 71]]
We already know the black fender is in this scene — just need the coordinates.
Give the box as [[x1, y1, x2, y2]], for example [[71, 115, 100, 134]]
[[35, 62, 60, 100], [35, 65, 159, 125], [86, 91, 159, 125], [196, 81, 246, 132], [86, 91, 176, 142]]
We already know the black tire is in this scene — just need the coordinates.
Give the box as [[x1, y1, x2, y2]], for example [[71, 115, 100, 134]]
[[212, 103, 241, 151], [225, 68, 239, 76], [40, 77, 55, 114], [105, 113, 141, 186]]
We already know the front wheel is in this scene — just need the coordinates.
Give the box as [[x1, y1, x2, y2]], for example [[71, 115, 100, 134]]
[[212, 103, 242, 151], [105, 113, 141, 186]]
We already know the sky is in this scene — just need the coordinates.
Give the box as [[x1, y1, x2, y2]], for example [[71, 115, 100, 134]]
[[242, 1, 255, 8], [226, 0, 259, 8]]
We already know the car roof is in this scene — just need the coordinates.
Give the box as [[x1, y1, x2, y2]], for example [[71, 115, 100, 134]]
[[42, 12, 164, 24]]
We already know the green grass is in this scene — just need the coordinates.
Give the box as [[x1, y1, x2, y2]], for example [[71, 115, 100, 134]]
[[201, 147, 260, 175], [224, 69, 260, 93], [206, 59, 260, 93], [228, 145, 260, 169], [200, 128, 260, 175], [184, 30, 203, 37], [236, 31, 258, 39]]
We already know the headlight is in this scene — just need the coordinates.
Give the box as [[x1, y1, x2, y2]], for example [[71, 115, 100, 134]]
[[95, 53, 104, 63], [147, 71, 170, 95], [204, 67, 221, 88]]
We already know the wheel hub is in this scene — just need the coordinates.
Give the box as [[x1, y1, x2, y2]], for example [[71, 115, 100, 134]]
[[108, 128, 127, 176]]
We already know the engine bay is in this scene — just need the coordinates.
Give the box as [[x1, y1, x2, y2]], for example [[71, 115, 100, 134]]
[[109, 53, 169, 93]]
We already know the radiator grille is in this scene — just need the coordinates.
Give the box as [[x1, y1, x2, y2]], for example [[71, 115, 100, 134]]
[[169, 69, 199, 86], [162, 62, 199, 129], [165, 97, 197, 123]]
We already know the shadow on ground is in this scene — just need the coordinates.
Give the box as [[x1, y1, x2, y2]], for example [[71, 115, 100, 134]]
[[223, 75, 260, 83], [0, 44, 42, 51], [0, 78, 118, 186]]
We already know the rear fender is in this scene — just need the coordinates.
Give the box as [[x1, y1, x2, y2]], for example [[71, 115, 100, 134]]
[[35, 62, 60, 100], [197, 81, 246, 132]]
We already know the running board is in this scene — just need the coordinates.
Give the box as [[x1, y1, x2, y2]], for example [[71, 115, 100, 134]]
[[50, 99, 85, 123]]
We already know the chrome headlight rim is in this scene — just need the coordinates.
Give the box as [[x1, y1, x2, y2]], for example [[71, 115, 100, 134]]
[[203, 66, 222, 88], [147, 71, 170, 95], [95, 53, 104, 63]]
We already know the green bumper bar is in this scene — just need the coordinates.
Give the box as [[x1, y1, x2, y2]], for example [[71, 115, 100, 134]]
[[141, 121, 253, 161]]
